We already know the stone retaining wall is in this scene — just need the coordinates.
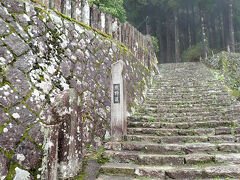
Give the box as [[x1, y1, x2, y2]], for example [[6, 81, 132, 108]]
[[35, 0, 154, 68], [0, 0, 157, 179]]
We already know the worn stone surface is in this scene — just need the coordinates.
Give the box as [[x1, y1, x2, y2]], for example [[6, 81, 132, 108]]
[[28, 123, 44, 146], [0, 108, 9, 126], [9, 103, 37, 126], [218, 143, 240, 152], [185, 154, 214, 164], [1, 0, 25, 13], [83, 160, 101, 180], [0, 121, 25, 152], [13, 167, 34, 180], [215, 127, 232, 135], [0, 4, 13, 22], [204, 165, 240, 178], [0, 153, 9, 179], [0, 17, 11, 36], [0, 46, 14, 65], [166, 167, 203, 179], [10, 21, 30, 41], [12, 139, 43, 169], [6, 68, 32, 97], [3, 33, 30, 56], [0, 84, 22, 108]]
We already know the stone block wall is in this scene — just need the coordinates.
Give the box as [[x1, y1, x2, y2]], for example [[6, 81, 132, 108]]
[[0, 0, 157, 179], [34, 0, 155, 69]]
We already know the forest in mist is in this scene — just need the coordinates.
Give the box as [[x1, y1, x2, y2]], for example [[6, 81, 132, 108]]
[[91, 0, 240, 63]]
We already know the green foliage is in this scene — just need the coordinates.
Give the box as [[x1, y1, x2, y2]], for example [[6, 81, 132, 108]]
[[203, 52, 240, 98], [89, 0, 126, 22], [181, 43, 206, 62], [151, 36, 159, 53]]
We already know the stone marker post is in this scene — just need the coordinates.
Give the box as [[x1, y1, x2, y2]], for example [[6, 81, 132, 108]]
[[111, 60, 127, 141]]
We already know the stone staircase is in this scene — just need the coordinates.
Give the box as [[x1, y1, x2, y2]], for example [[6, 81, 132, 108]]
[[98, 62, 240, 179]]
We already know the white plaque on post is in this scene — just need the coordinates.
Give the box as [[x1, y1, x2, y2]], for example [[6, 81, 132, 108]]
[[111, 60, 127, 141]]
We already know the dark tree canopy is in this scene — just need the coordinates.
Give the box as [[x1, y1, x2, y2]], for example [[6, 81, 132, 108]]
[[90, 0, 126, 22], [123, 0, 240, 63]]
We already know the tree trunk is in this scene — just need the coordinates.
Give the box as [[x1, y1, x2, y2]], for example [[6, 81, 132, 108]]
[[187, 6, 192, 47], [156, 20, 165, 63], [199, 2, 208, 59], [174, 13, 181, 62], [220, 15, 225, 49], [166, 17, 171, 63], [228, 0, 235, 52], [222, 0, 229, 50], [191, 4, 197, 45]]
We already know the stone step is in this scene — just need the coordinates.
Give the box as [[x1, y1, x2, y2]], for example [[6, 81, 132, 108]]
[[100, 163, 240, 179], [141, 103, 233, 109], [128, 121, 235, 129], [152, 83, 222, 88], [146, 96, 232, 102], [138, 106, 228, 114], [134, 111, 240, 119], [147, 89, 227, 95], [146, 91, 230, 97], [128, 115, 238, 123], [144, 99, 234, 105], [127, 127, 224, 136], [104, 150, 240, 166], [127, 126, 239, 136], [125, 134, 237, 144], [105, 141, 240, 154], [97, 174, 159, 180]]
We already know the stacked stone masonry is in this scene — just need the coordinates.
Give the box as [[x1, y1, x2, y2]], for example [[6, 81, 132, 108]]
[[36, 0, 155, 68], [0, 0, 157, 179]]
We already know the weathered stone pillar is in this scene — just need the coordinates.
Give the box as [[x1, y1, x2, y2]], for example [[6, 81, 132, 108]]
[[105, 14, 112, 36], [53, 0, 61, 12], [118, 21, 122, 42], [111, 60, 127, 141], [41, 0, 49, 8], [41, 89, 82, 180], [41, 124, 59, 180], [90, 4, 99, 29], [125, 23, 130, 48], [62, 0, 71, 17], [100, 11, 106, 32], [82, 0, 90, 25], [112, 18, 118, 40], [121, 22, 126, 44], [72, 0, 82, 21], [49, 0, 54, 8]]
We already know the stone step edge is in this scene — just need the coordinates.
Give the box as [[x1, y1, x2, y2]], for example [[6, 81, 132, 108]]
[[125, 134, 239, 143], [128, 115, 239, 122], [100, 163, 240, 179], [127, 127, 239, 136], [104, 141, 240, 154], [97, 174, 159, 180], [104, 150, 240, 166], [128, 121, 236, 129]]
